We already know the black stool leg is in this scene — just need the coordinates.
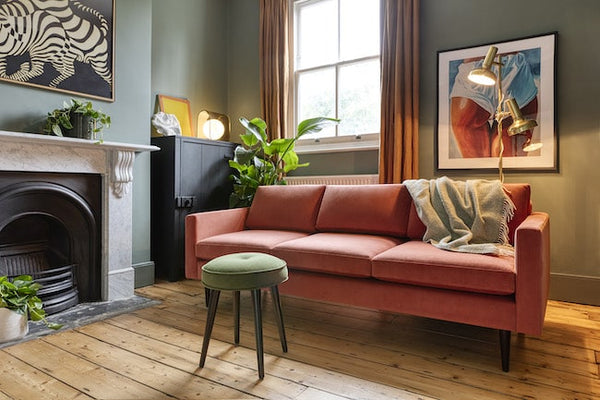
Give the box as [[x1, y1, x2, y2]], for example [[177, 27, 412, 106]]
[[204, 287, 209, 307], [233, 290, 240, 345], [199, 289, 220, 368], [270, 285, 287, 353], [251, 289, 264, 379]]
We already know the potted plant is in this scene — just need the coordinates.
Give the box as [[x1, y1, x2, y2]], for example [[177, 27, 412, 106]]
[[0, 275, 62, 343], [44, 98, 111, 140], [228, 116, 339, 207]]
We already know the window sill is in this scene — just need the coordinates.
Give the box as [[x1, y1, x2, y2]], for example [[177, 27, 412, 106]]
[[295, 138, 379, 154]]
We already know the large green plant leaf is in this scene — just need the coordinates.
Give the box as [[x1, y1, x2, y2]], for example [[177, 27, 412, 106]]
[[297, 117, 340, 139]]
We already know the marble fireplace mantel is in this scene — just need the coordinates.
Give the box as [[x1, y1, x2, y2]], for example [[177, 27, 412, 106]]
[[0, 130, 158, 301]]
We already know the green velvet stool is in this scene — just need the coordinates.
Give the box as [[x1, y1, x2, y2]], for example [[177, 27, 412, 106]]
[[199, 252, 288, 379]]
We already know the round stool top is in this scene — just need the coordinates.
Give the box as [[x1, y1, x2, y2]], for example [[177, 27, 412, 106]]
[[202, 252, 288, 291]]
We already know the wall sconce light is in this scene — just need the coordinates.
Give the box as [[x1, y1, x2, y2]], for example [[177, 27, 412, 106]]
[[197, 110, 230, 141], [468, 46, 542, 181]]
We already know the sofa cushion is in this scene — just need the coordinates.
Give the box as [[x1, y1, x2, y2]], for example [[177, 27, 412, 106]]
[[315, 184, 412, 237], [196, 230, 309, 260], [503, 183, 531, 244], [371, 241, 515, 295], [245, 185, 325, 233], [273, 232, 403, 278]]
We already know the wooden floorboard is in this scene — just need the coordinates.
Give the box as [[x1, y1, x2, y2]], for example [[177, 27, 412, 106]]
[[1, 280, 598, 399]]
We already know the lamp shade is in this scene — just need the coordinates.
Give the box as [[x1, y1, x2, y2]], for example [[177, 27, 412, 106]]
[[198, 110, 230, 141], [505, 98, 543, 152], [468, 46, 498, 86], [506, 98, 538, 135]]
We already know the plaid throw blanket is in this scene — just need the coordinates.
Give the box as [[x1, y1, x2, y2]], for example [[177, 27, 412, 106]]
[[404, 177, 515, 256]]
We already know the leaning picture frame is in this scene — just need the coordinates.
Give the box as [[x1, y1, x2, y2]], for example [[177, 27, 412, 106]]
[[158, 95, 194, 137], [0, 0, 115, 102], [436, 32, 557, 172]]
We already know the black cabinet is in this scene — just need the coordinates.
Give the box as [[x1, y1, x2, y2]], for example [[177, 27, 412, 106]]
[[151, 136, 236, 281]]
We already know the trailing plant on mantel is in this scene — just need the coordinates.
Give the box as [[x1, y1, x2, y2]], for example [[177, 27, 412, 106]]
[[0, 275, 62, 330], [228, 116, 339, 208], [44, 98, 111, 141]]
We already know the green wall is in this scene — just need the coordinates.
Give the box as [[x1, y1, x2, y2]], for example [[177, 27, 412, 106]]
[[0, 0, 153, 266], [151, 0, 229, 128]]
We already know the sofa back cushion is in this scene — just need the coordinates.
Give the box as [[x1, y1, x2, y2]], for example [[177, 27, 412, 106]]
[[405, 183, 532, 244], [246, 185, 325, 233], [315, 184, 411, 237]]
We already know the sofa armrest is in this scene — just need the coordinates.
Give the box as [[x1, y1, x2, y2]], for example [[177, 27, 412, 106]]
[[184, 208, 249, 279], [514, 211, 550, 335]]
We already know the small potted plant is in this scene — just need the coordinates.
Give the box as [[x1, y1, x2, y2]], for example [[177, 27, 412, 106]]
[[0, 275, 62, 343], [44, 98, 111, 141]]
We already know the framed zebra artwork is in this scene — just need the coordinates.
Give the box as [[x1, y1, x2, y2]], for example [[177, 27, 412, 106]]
[[0, 0, 115, 101]]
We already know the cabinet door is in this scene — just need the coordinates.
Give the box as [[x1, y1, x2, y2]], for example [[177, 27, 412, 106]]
[[179, 140, 234, 212]]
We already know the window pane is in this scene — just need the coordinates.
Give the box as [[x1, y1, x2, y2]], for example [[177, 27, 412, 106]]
[[340, 0, 380, 60], [296, 0, 337, 69], [338, 60, 380, 136], [297, 68, 336, 139]]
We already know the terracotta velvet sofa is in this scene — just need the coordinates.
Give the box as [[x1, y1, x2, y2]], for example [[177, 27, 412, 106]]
[[185, 183, 550, 371]]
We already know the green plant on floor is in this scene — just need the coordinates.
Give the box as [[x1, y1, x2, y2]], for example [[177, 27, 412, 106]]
[[44, 98, 111, 140], [228, 116, 339, 208], [0, 275, 63, 330]]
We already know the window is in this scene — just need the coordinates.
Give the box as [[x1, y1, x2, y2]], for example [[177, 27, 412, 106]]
[[292, 0, 381, 151]]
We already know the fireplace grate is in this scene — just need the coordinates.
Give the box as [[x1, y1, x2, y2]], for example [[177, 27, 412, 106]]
[[0, 242, 79, 315]]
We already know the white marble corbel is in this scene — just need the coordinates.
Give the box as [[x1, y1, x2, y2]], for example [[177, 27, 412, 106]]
[[110, 150, 135, 198]]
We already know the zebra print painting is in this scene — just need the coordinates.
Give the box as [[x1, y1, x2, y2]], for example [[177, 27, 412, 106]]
[[0, 0, 114, 101]]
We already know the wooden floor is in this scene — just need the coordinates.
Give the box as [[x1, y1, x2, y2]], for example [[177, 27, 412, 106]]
[[0, 280, 598, 400]]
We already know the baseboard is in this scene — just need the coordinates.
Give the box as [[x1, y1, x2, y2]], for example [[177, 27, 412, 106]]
[[549, 273, 600, 306], [133, 261, 155, 288]]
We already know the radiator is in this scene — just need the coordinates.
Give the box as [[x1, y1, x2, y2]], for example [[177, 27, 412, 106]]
[[286, 174, 379, 185]]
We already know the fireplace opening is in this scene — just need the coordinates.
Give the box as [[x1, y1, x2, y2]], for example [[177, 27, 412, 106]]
[[0, 172, 102, 313]]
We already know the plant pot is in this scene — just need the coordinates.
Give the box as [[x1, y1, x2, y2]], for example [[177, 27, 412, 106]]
[[0, 308, 28, 343], [65, 114, 94, 140]]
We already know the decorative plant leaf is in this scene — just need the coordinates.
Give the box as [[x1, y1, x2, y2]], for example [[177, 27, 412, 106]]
[[0, 275, 63, 331], [297, 117, 340, 139]]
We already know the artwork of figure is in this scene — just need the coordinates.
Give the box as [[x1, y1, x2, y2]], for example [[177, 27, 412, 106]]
[[448, 49, 540, 159]]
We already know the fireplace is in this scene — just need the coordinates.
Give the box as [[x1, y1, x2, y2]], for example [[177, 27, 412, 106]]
[[0, 172, 102, 312], [0, 130, 157, 301]]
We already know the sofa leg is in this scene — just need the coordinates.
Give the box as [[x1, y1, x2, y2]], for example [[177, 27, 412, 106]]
[[499, 329, 511, 372]]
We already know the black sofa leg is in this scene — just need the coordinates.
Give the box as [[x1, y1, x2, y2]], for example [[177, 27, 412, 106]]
[[499, 329, 511, 372]]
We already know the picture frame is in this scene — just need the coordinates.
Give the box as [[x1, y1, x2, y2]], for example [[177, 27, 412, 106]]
[[158, 95, 194, 137], [436, 32, 557, 172], [0, 0, 115, 102]]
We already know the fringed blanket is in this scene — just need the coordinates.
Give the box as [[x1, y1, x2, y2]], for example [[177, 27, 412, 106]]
[[403, 177, 515, 256]]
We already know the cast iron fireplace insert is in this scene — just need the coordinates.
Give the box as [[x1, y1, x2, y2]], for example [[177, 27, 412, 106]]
[[0, 172, 102, 313]]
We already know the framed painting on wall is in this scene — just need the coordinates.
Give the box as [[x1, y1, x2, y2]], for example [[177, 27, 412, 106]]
[[0, 0, 115, 101], [436, 32, 557, 172]]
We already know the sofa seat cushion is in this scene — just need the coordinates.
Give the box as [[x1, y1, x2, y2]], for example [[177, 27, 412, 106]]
[[196, 230, 309, 260], [273, 233, 403, 278], [371, 241, 515, 295]]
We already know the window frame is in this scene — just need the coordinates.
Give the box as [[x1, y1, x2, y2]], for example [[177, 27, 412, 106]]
[[290, 0, 381, 154]]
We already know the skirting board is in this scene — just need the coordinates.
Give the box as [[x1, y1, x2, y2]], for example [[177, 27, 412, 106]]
[[133, 261, 155, 288], [549, 273, 600, 306]]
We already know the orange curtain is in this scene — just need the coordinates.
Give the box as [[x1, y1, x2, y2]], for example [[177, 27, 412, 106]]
[[259, 0, 290, 141], [379, 0, 420, 183]]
